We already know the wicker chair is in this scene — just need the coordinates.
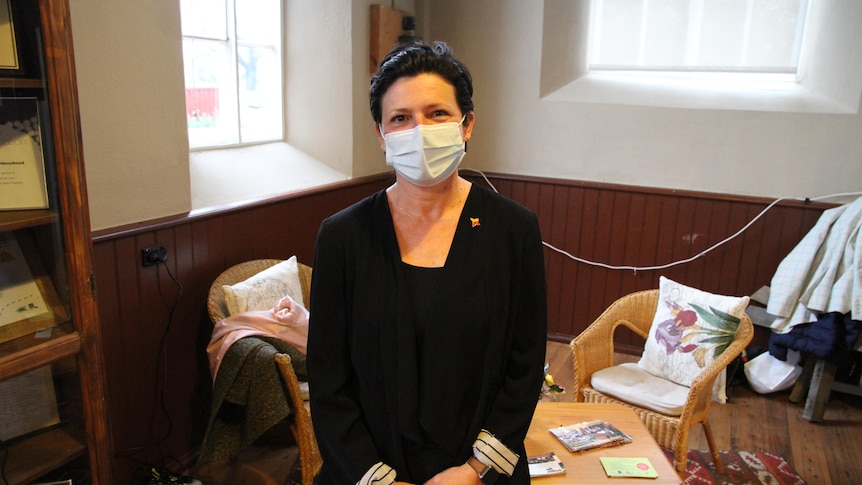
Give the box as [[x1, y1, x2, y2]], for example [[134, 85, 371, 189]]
[[207, 259, 321, 485], [570, 289, 753, 474]]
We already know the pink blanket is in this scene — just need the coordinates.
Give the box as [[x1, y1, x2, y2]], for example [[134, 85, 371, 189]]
[[207, 294, 309, 380]]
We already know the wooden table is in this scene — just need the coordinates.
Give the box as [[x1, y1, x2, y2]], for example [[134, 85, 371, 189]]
[[525, 402, 681, 483]]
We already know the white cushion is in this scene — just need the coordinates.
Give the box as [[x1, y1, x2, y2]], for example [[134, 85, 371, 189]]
[[591, 363, 688, 416], [638, 276, 749, 403], [222, 256, 303, 315]]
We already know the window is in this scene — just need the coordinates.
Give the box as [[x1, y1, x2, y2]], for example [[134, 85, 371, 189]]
[[589, 0, 810, 76], [589, 0, 810, 77], [180, 0, 283, 149], [540, 0, 862, 114]]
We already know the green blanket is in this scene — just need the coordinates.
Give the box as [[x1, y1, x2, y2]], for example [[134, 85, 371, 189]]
[[197, 336, 307, 464]]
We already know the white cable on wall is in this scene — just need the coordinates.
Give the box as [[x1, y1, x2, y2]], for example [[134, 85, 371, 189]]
[[463, 168, 862, 273]]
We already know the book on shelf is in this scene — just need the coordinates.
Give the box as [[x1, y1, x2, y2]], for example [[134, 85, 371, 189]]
[[0, 232, 51, 328], [599, 456, 659, 479], [0, 365, 61, 441], [549, 419, 632, 453], [0, 97, 49, 210], [527, 451, 566, 477]]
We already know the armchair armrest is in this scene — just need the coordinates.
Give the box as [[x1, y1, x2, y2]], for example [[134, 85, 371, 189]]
[[571, 289, 658, 401], [682, 312, 754, 422]]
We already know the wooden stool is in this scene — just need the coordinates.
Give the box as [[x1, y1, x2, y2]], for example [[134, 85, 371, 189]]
[[790, 344, 862, 422], [789, 356, 837, 422]]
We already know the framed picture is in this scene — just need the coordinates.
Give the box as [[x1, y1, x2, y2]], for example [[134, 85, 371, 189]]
[[0, 0, 19, 70], [0, 97, 48, 210]]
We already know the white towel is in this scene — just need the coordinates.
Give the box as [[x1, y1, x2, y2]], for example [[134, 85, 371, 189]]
[[767, 196, 862, 333]]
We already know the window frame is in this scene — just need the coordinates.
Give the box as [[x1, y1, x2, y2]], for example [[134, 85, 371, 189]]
[[181, 0, 285, 150]]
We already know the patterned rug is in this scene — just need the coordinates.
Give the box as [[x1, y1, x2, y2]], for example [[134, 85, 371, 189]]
[[285, 449, 807, 484], [666, 449, 807, 485]]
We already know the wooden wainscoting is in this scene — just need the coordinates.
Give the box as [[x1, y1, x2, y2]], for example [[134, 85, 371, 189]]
[[91, 172, 829, 480], [91, 175, 391, 482], [470, 174, 829, 350]]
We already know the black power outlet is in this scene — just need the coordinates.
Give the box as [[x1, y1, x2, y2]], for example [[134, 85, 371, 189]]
[[142, 244, 168, 267]]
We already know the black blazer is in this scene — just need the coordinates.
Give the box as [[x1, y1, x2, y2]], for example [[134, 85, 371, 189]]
[[308, 184, 547, 484]]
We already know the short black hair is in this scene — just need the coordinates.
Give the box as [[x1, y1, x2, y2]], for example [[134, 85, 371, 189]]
[[369, 41, 473, 125]]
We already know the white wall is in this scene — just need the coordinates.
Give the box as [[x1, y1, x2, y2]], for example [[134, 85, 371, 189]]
[[71, 1, 191, 230], [426, 0, 862, 202], [71, 1, 862, 231], [285, 0, 354, 174], [72, 1, 417, 229]]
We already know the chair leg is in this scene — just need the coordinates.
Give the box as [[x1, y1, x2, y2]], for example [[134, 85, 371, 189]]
[[702, 421, 723, 474], [301, 463, 313, 485], [291, 427, 314, 485], [673, 446, 687, 475], [669, 421, 694, 475]]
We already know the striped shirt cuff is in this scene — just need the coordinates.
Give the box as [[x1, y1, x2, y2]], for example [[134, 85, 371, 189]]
[[473, 429, 520, 477], [357, 462, 396, 485]]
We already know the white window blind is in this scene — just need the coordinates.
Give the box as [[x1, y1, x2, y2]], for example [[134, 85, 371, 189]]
[[589, 0, 810, 75]]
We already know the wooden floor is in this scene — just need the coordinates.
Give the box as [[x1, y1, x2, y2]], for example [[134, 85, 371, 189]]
[[189, 341, 862, 484], [543, 341, 862, 484], [189, 434, 300, 485]]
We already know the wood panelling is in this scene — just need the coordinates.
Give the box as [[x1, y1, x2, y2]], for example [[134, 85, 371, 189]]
[[91, 176, 391, 482], [91, 172, 829, 479], [465, 174, 829, 348]]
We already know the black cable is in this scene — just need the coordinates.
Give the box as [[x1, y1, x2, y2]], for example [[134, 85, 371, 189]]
[[117, 257, 183, 473], [152, 258, 184, 450], [0, 437, 8, 485]]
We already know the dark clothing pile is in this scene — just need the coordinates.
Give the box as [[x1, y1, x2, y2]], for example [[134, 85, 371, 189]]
[[198, 336, 306, 464], [769, 312, 862, 363]]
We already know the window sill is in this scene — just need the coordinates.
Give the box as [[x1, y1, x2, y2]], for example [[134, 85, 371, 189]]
[[189, 142, 348, 211], [543, 71, 859, 114]]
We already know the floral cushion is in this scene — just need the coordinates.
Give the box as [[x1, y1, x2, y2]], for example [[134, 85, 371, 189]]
[[638, 276, 749, 401]]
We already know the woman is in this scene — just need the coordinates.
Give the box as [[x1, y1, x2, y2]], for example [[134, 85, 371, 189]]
[[307, 41, 547, 485]]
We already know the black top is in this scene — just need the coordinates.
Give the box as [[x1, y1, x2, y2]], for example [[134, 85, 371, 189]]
[[307, 184, 548, 484]]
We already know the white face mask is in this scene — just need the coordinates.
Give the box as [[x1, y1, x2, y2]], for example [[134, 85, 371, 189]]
[[381, 117, 467, 187]]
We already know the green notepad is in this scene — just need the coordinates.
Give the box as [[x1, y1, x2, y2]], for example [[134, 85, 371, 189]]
[[599, 457, 658, 479]]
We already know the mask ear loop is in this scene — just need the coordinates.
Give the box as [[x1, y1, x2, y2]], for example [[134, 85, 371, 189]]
[[459, 114, 469, 152], [377, 123, 389, 156]]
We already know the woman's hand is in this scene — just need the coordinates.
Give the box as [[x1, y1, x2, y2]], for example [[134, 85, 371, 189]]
[[423, 463, 481, 484]]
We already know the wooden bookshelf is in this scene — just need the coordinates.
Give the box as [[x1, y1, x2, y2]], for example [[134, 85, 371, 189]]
[[3, 427, 86, 484], [0, 0, 113, 482]]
